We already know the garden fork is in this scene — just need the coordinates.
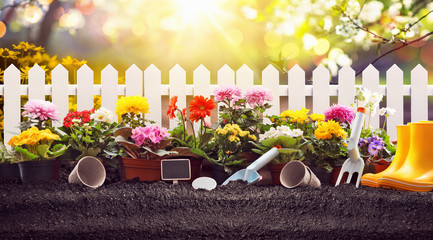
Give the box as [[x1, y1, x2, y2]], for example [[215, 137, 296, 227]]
[[335, 107, 366, 188]]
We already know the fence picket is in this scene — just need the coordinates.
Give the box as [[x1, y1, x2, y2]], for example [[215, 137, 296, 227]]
[[51, 64, 69, 127], [28, 64, 45, 100], [288, 64, 305, 110], [144, 64, 162, 126], [4, 65, 21, 144], [218, 64, 235, 86], [338, 66, 355, 106], [262, 64, 280, 120], [236, 64, 253, 92], [101, 64, 118, 116], [169, 65, 186, 129], [362, 64, 380, 129], [193, 65, 211, 131], [125, 64, 143, 96], [411, 64, 428, 122], [76, 64, 94, 111], [386, 65, 404, 140], [312, 65, 330, 114]]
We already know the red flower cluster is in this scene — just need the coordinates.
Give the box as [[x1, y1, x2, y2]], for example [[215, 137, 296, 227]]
[[63, 109, 95, 128]]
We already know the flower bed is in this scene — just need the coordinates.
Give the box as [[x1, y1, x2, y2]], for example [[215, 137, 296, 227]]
[[0, 178, 432, 239]]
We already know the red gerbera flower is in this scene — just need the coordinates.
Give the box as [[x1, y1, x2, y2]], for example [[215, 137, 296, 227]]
[[188, 95, 216, 122], [167, 96, 178, 119]]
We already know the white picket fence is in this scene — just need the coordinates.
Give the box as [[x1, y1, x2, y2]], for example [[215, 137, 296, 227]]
[[0, 63, 431, 144]]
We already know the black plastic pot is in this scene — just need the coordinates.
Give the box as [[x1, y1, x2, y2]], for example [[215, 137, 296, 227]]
[[19, 160, 56, 183], [0, 163, 21, 180], [211, 165, 230, 185], [310, 167, 332, 185]]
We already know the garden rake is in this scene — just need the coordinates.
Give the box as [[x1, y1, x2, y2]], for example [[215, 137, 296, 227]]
[[335, 107, 366, 188]]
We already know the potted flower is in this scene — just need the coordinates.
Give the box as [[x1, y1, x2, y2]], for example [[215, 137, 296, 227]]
[[213, 85, 272, 162], [0, 137, 19, 180], [166, 95, 216, 182], [115, 124, 176, 181], [58, 107, 119, 166], [8, 127, 68, 183], [251, 125, 311, 184], [115, 95, 152, 128], [18, 99, 64, 180], [304, 120, 349, 184], [191, 123, 257, 184], [354, 87, 396, 173]]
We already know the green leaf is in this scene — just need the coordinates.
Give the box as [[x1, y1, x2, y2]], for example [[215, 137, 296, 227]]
[[261, 138, 278, 147], [252, 149, 265, 155], [277, 148, 301, 155], [48, 144, 68, 159], [278, 135, 297, 148], [36, 144, 50, 157], [14, 146, 38, 161]]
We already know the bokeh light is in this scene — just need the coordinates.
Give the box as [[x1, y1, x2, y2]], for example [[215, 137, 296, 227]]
[[37, 0, 53, 6], [0, 21, 6, 38], [23, 5, 43, 24], [314, 38, 330, 55], [264, 31, 282, 48]]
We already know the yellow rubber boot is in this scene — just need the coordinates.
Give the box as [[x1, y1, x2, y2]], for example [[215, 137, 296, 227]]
[[360, 125, 410, 188], [378, 122, 433, 191]]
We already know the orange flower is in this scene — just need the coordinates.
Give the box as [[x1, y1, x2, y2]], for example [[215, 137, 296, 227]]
[[182, 108, 187, 117], [167, 96, 178, 119], [188, 95, 215, 122]]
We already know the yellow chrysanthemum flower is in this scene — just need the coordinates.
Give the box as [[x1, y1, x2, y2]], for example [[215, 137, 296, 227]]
[[115, 95, 150, 116], [310, 113, 325, 122]]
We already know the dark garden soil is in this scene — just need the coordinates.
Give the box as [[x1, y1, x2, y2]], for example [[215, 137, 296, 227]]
[[1, 163, 433, 240]]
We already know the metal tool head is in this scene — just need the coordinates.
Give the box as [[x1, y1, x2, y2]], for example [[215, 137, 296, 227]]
[[221, 169, 261, 185]]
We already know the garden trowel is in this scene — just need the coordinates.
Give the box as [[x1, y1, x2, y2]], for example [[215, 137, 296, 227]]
[[335, 107, 366, 188], [222, 145, 281, 185]]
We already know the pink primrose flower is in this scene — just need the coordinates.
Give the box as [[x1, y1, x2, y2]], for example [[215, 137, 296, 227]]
[[22, 99, 59, 121]]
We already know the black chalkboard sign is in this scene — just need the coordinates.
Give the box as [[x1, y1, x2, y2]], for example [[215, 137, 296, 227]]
[[161, 159, 191, 181]]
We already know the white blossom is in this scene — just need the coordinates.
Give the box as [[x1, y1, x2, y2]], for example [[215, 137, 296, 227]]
[[359, 1, 384, 23], [91, 107, 115, 123]]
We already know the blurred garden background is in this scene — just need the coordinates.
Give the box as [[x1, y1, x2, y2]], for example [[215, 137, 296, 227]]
[[0, 0, 432, 80]]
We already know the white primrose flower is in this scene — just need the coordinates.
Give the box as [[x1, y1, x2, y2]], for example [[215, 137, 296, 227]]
[[291, 129, 303, 137], [378, 107, 387, 116]]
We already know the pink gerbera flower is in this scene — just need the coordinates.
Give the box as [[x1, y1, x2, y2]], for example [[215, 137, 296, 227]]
[[213, 85, 242, 102], [244, 86, 273, 107], [22, 99, 59, 121], [324, 104, 355, 124]]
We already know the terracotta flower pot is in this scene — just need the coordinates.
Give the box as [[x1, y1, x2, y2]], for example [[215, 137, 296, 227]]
[[0, 163, 20, 180], [374, 159, 391, 173], [164, 148, 203, 183], [268, 163, 286, 185], [121, 157, 162, 182]]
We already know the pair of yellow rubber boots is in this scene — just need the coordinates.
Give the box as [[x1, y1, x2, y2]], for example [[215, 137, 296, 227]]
[[361, 122, 433, 191]]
